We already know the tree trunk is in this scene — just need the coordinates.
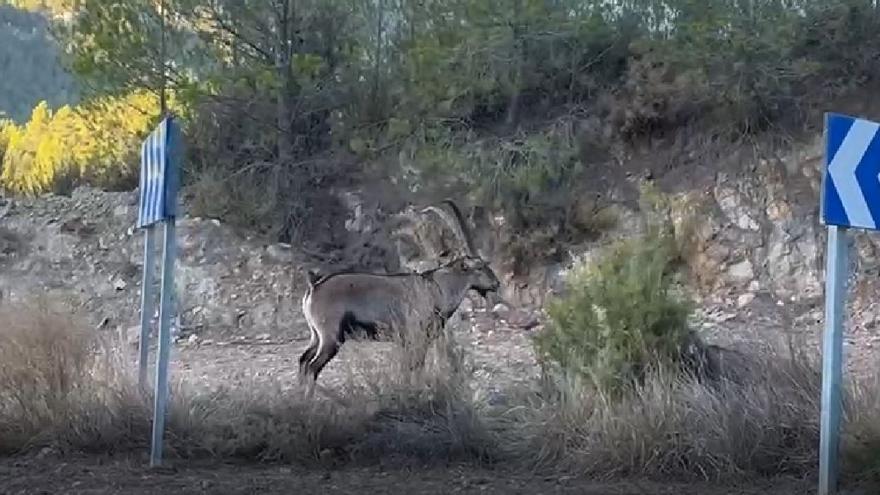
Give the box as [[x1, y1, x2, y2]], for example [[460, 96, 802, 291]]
[[371, 0, 386, 121], [275, 0, 295, 165], [505, 0, 524, 130]]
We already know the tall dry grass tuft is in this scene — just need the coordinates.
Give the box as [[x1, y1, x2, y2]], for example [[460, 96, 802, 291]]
[[0, 299, 495, 466], [161, 326, 497, 466], [505, 341, 880, 485], [0, 299, 149, 454], [842, 371, 880, 484], [339, 327, 497, 465], [513, 344, 820, 479]]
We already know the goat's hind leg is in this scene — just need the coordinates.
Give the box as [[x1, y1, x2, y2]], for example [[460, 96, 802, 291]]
[[307, 339, 340, 383], [298, 343, 318, 382], [298, 321, 319, 381], [303, 334, 340, 401]]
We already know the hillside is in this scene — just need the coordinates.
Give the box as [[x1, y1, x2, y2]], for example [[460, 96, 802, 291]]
[[2, 132, 879, 381], [0, 3, 77, 122]]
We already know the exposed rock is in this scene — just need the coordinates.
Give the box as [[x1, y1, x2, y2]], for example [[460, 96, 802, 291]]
[[727, 259, 755, 284], [0, 138, 858, 347], [736, 293, 756, 308], [715, 185, 760, 231]]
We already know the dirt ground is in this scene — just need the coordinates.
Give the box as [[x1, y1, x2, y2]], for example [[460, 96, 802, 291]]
[[0, 455, 821, 495]]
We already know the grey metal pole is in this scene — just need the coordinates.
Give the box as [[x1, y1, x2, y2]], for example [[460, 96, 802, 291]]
[[137, 225, 157, 390], [150, 219, 177, 467], [819, 225, 848, 495]]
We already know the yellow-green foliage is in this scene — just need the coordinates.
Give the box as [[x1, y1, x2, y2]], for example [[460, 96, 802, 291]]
[[0, 118, 11, 164], [0, 90, 180, 195]]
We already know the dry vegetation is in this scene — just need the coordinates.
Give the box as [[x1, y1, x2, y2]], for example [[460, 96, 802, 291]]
[[1, 298, 879, 490]]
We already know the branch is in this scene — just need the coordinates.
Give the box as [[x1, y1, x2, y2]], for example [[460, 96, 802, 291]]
[[204, 1, 273, 62]]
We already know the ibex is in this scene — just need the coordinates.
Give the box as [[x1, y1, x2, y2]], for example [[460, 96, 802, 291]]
[[298, 199, 501, 392]]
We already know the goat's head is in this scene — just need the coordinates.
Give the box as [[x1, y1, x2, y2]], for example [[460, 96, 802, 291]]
[[438, 255, 500, 298], [422, 199, 502, 299]]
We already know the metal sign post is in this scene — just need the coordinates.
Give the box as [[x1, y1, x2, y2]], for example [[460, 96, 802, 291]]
[[818, 112, 880, 494], [135, 115, 182, 468], [138, 226, 156, 389]]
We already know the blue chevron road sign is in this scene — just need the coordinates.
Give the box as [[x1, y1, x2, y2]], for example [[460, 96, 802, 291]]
[[822, 112, 880, 231], [817, 111, 880, 495]]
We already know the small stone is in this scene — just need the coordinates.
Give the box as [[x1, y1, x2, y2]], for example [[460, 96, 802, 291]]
[[727, 259, 754, 283], [507, 310, 539, 330], [266, 244, 293, 263], [736, 293, 755, 308], [185, 334, 199, 346], [255, 333, 271, 341], [491, 303, 510, 315], [113, 279, 127, 291]]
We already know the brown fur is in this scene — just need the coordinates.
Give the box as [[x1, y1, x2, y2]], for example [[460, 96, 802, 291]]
[[297, 200, 500, 396]]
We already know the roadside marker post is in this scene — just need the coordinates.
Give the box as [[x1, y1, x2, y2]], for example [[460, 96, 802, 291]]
[[819, 112, 880, 494], [135, 114, 183, 468]]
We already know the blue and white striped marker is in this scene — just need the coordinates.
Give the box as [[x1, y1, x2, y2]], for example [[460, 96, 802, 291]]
[[818, 112, 880, 495], [138, 116, 180, 228], [135, 115, 182, 468]]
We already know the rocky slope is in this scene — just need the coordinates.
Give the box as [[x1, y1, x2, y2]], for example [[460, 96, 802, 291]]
[[2, 134, 880, 377]]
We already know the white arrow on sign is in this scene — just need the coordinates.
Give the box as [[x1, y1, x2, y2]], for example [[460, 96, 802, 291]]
[[827, 118, 880, 229]]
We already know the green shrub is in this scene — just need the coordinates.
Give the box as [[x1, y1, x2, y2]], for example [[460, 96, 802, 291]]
[[533, 224, 692, 396]]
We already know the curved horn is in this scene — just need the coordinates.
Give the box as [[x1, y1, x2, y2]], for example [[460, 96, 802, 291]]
[[420, 204, 473, 257], [440, 199, 477, 257]]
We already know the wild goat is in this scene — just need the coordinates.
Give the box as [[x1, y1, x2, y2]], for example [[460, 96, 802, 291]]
[[298, 199, 501, 391]]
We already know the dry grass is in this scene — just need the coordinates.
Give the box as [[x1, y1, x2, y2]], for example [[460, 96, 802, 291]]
[[0, 299, 147, 454], [506, 345, 823, 480], [0, 299, 494, 466], [1, 299, 879, 488]]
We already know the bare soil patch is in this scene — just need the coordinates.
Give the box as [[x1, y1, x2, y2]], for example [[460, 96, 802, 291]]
[[0, 455, 814, 495]]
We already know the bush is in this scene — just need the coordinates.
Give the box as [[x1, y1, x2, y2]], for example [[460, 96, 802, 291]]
[[183, 94, 350, 245], [533, 224, 692, 396]]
